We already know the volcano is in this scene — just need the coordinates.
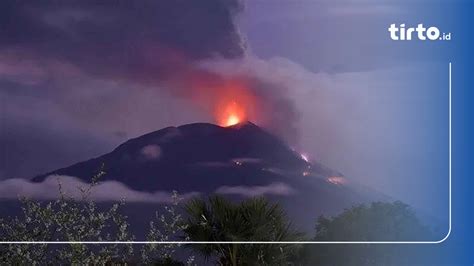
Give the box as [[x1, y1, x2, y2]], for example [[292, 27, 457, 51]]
[[31, 121, 386, 231]]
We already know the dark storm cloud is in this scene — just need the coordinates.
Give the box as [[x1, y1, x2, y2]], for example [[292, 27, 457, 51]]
[[0, 0, 247, 179], [0, 0, 304, 179], [0, 0, 245, 79]]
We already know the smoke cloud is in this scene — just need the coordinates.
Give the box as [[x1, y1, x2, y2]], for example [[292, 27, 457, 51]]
[[0, 175, 199, 203], [215, 182, 295, 197], [0, 176, 294, 201], [0, 0, 306, 178]]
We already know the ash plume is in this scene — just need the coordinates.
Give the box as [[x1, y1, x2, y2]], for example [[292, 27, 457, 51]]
[[0, 0, 301, 178]]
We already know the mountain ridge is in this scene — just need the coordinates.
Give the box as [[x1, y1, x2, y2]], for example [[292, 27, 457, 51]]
[[32, 121, 331, 191], [28, 121, 386, 231]]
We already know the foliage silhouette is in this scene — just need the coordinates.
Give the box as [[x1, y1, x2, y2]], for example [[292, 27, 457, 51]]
[[184, 195, 303, 266]]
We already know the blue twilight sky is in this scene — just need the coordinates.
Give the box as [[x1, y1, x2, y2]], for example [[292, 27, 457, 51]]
[[239, 0, 452, 221]]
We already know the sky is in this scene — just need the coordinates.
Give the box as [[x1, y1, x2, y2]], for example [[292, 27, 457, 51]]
[[0, 0, 452, 220], [239, 0, 452, 219]]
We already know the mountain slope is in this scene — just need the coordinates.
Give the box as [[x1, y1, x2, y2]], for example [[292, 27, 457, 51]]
[[31, 121, 385, 231], [32, 122, 337, 191]]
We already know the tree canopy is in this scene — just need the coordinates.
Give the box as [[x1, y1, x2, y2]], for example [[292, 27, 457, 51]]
[[184, 196, 302, 265], [301, 201, 434, 266]]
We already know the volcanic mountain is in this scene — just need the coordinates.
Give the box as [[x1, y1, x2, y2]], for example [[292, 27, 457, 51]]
[[31, 121, 385, 231]]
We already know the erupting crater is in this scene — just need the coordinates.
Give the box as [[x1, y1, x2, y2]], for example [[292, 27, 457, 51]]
[[212, 81, 257, 127]]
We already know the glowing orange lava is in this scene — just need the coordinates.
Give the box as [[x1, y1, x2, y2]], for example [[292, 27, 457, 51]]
[[214, 81, 256, 127], [226, 114, 240, 126], [219, 101, 245, 126]]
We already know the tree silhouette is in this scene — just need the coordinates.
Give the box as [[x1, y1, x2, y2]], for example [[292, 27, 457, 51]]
[[302, 201, 434, 266], [184, 196, 302, 265]]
